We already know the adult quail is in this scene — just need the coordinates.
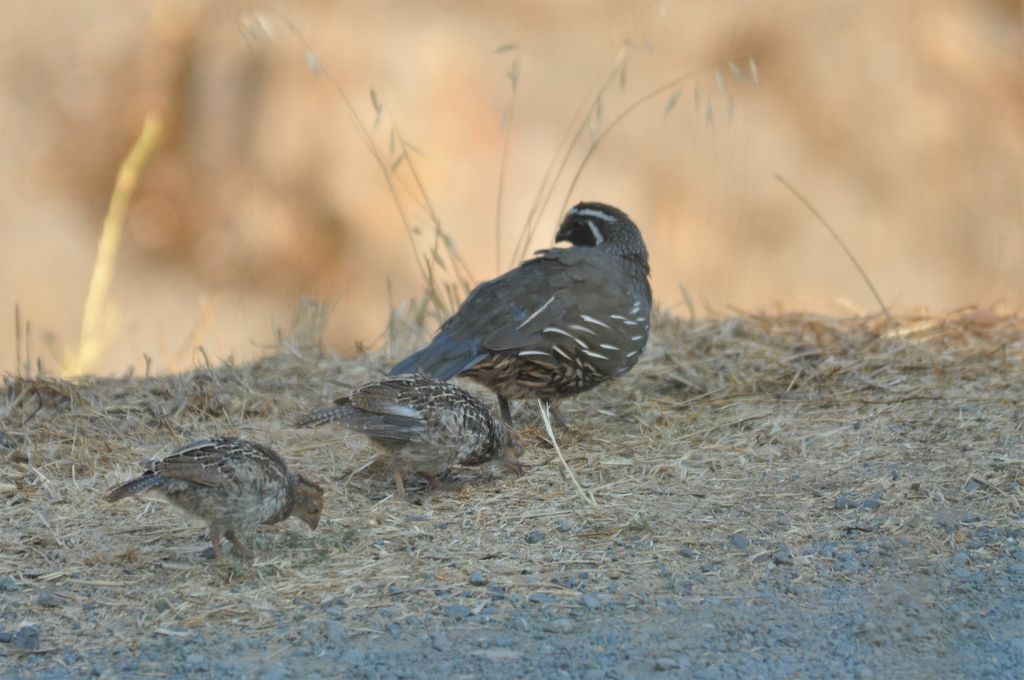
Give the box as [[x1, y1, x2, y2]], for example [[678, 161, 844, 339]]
[[390, 201, 652, 424], [105, 437, 323, 560], [296, 373, 522, 499]]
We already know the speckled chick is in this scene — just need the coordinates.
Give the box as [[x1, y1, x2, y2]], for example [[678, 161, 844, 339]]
[[297, 373, 522, 499], [105, 437, 323, 560]]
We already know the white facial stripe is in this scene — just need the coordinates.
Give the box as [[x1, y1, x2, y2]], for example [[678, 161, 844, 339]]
[[586, 220, 604, 245], [572, 207, 617, 223]]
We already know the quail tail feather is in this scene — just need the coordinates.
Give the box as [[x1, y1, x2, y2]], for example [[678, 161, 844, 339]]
[[388, 335, 486, 379], [294, 406, 351, 428], [105, 474, 164, 502]]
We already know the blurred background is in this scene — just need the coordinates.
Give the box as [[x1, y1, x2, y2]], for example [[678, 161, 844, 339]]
[[1, 0, 1021, 376]]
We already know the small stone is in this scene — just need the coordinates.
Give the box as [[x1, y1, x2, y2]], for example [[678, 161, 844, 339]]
[[470, 571, 488, 587], [37, 590, 61, 607], [0, 631, 11, 643], [963, 478, 984, 493], [860, 496, 882, 510], [544, 618, 574, 634], [386, 622, 401, 637], [951, 551, 969, 565], [326, 620, 346, 645], [772, 545, 794, 565], [444, 605, 471, 621], [0, 576, 18, 592], [654, 657, 680, 671], [529, 592, 554, 605], [526, 529, 545, 544], [185, 653, 205, 667], [932, 512, 959, 532], [729, 534, 750, 550], [13, 624, 40, 651], [580, 594, 601, 610], [678, 547, 697, 558], [431, 631, 451, 652], [834, 494, 858, 510]]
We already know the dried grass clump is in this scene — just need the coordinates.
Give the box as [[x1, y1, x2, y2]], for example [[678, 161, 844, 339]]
[[1, 310, 1021, 656]]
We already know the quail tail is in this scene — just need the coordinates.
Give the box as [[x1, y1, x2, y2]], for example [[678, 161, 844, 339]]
[[104, 474, 164, 502], [294, 406, 350, 428], [388, 335, 486, 379]]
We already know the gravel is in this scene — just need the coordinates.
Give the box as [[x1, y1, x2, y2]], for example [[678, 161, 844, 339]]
[[5, 533, 1021, 679]]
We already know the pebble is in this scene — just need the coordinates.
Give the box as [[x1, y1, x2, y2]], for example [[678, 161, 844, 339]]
[[0, 576, 18, 592], [544, 618, 574, 634], [951, 551, 969, 565], [431, 631, 451, 652], [526, 529, 545, 544], [529, 592, 555, 605], [0, 631, 11, 643], [580, 594, 601, 610], [470, 571, 488, 586], [772, 545, 794, 565], [679, 547, 697, 558], [730, 534, 750, 550], [37, 590, 61, 607], [13, 624, 41, 651], [963, 478, 984, 493], [834, 494, 858, 510], [327, 621, 346, 645], [444, 605, 471, 621], [653, 657, 680, 671], [185, 653, 206, 667]]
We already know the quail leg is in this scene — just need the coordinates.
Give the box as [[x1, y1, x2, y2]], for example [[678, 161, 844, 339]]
[[393, 467, 407, 500], [498, 396, 514, 427], [208, 529, 223, 561], [224, 529, 254, 561]]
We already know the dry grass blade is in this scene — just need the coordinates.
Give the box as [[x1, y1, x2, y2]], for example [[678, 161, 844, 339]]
[[63, 114, 162, 377], [539, 400, 596, 507], [774, 173, 893, 327]]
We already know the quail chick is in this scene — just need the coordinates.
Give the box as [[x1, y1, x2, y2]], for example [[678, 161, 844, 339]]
[[105, 437, 323, 560], [389, 202, 651, 425], [296, 373, 521, 499]]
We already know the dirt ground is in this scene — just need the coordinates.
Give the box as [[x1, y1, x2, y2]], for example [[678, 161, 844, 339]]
[[1, 312, 1023, 678]]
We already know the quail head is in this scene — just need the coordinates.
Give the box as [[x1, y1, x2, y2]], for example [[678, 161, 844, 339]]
[[105, 437, 323, 560], [389, 202, 651, 424], [296, 373, 521, 499]]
